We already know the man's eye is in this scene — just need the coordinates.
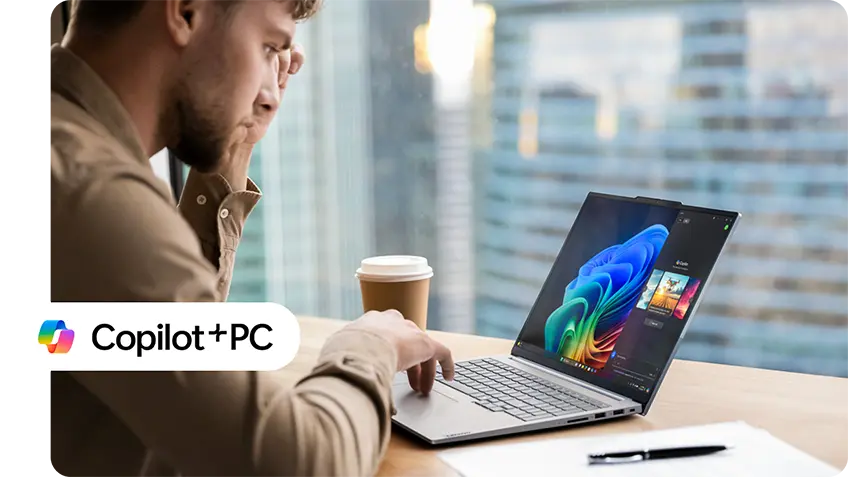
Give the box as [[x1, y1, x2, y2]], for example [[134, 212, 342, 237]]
[[265, 44, 282, 55]]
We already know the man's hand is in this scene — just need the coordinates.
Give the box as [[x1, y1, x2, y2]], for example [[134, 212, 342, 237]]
[[218, 45, 306, 190], [344, 310, 455, 395], [243, 44, 305, 145]]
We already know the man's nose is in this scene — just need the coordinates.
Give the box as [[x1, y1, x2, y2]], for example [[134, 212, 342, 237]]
[[256, 83, 280, 117], [256, 52, 291, 118]]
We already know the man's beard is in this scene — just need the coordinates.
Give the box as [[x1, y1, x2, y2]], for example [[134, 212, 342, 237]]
[[165, 88, 230, 173]]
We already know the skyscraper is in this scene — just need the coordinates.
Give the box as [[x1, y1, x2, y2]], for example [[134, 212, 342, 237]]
[[475, 0, 848, 377]]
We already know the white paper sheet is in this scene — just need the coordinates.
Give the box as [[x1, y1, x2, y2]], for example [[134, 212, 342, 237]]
[[438, 422, 841, 477]]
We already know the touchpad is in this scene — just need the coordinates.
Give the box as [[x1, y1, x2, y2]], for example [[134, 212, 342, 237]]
[[393, 384, 459, 418], [391, 382, 517, 439]]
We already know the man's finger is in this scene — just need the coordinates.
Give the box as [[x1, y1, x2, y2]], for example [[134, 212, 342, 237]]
[[274, 50, 287, 87], [406, 364, 422, 392], [289, 44, 305, 74], [418, 357, 438, 395], [418, 340, 454, 395], [433, 340, 455, 381]]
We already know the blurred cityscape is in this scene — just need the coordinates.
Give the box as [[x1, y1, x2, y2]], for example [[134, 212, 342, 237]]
[[226, 0, 848, 378]]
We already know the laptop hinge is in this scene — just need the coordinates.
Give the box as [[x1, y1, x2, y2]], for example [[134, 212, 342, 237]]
[[511, 356, 630, 402]]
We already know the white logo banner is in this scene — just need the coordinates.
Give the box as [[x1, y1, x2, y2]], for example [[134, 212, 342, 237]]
[[0, 273, 300, 408]]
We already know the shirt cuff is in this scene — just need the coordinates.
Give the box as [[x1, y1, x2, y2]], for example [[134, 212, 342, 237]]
[[177, 170, 262, 251], [303, 328, 398, 417]]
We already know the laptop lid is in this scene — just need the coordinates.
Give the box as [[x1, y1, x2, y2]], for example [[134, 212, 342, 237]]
[[510, 192, 739, 414]]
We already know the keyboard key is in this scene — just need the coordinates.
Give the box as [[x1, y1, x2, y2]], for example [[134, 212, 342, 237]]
[[472, 401, 497, 412], [506, 410, 530, 420], [441, 380, 478, 397]]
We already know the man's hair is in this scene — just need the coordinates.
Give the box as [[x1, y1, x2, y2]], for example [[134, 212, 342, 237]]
[[69, 0, 322, 33]]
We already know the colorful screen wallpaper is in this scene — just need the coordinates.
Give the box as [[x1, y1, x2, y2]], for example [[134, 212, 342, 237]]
[[543, 224, 670, 369]]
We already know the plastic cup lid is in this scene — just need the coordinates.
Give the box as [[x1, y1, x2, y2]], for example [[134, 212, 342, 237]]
[[355, 255, 434, 282]]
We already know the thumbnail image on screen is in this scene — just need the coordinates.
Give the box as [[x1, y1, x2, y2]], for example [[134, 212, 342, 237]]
[[673, 279, 701, 319], [543, 224, 669, 370], [636, 269, 664, 310], [647, 271, 690, 316]]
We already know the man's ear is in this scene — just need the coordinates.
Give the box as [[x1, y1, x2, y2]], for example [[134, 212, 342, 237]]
[[164, 0, 205, 47]]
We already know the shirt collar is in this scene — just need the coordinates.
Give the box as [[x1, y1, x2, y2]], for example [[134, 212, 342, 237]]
[[51, 43, 148, 163]]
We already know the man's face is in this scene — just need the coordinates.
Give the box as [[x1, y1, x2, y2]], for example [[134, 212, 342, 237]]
[[166, 1, 296, 172]]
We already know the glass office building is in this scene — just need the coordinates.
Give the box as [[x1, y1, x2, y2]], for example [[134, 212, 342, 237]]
[[474, 0, 848, 377]]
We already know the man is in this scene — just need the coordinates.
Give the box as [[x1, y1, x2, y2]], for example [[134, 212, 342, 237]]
[[51, 1, 454, 475]]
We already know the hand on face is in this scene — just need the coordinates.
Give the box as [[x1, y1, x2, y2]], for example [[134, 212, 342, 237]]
[[213, 44, 304, 191], [242, 44, 305, 145]]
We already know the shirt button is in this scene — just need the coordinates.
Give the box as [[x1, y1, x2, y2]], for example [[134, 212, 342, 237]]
[[220, 209, 230, 219], [196, 195, 207, 205]]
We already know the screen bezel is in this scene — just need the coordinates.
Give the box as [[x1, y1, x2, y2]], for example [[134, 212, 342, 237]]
[[509, 191, 740, 414]]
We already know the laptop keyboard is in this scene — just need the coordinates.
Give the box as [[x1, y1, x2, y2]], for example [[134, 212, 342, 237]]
[[434, 358, 606, 422]]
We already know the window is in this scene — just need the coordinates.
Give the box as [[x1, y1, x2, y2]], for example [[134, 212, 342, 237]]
[[218, 0, 847, 378]]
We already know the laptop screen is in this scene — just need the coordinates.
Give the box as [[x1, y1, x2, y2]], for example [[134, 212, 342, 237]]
[[512, 192, 738, 409]]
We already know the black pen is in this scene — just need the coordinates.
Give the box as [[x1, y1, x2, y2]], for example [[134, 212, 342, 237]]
[[587, 445, 731, 465]]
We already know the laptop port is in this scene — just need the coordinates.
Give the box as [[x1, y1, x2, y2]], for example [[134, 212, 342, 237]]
[[567, 417, 589, 424], [595, 413, 605, 419], [613, 410, 624, 416]]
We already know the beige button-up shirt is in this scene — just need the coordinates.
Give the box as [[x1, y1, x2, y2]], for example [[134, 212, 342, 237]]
[[50, 44, 396, 476]]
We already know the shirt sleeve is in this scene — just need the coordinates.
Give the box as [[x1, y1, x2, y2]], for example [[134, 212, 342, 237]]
[[56, 171, 397, 475], [70, 329, 397, 477], [176, 169, 262, 301]]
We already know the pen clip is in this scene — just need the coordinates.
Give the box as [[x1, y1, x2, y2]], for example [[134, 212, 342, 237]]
[[588, 453, 645, 465]]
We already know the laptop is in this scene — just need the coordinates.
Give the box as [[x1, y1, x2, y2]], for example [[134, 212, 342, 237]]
[[391, 192, 740, 445]]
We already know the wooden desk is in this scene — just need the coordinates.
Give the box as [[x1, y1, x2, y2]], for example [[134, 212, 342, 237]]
[[281, 317, 848, 476]]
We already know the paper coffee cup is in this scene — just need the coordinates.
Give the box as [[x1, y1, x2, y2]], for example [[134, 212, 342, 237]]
[[356, 256, 433, 329]]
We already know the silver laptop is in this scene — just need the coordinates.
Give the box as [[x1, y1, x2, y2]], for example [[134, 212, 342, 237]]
[[392, 192, 740, 445]]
